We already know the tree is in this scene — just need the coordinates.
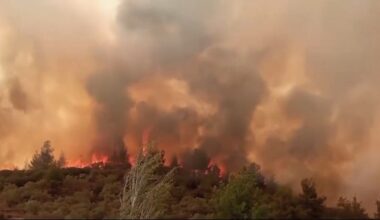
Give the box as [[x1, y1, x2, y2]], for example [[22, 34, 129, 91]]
[[56, 153, 66, 168], [213, 163, 263, 219], [29, 141, 55, 170], [120, 142, 177, 219], [335, 197, 368, 219], [298, 178, 326, 218]]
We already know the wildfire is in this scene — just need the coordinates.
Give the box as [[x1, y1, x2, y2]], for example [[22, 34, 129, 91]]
[[91, 154, 109, 164], [208, 160, 227, 177], [66, 153, 109, 168], [128, 155, 136, 167], [64, 146, 227, 178]]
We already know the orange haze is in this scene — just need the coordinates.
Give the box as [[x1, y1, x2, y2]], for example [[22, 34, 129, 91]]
[[1, 0, 380, 212]]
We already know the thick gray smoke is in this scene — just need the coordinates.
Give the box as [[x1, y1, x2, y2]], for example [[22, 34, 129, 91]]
[[87, 0, 380, 175], [87, 70, 132, 155], [85, 0, 266, 170], [85, 0, 380, 210]]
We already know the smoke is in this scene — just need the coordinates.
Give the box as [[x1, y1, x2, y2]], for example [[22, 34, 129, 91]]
[[87, 70, 132, 155], [1, 0, 380, 211], [0, 0, 110, 165], [9, 79, 29, 112], [182, 148, 210, 171]]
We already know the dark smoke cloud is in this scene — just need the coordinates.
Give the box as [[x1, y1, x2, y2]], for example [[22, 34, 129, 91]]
[[127, 101, 202, 155], [284, 89, 332, 159], [87, 70, 133, 155], [117, 0, 216, 66], [181, 52, 266, 170], [182, 148, 210, 171], [87, 0, 266, 170], [85, 0, 213, 154]]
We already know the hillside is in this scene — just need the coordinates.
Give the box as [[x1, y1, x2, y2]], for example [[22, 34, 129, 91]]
[[0, 157, 376, 219]]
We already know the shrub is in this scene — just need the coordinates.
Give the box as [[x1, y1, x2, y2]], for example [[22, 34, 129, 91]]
[[25, 200, 40, 215]]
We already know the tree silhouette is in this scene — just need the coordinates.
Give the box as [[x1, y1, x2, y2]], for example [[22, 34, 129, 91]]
[[298, 178, 326, 218], [56, 153, 66, 168], [29, 141, 56, 170], [336, 197, 368, 219]]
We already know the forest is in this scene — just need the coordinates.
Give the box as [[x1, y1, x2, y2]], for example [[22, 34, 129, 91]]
[[0, 141, 378, 219]]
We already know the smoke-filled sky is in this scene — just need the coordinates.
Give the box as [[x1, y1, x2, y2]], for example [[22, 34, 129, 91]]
[[1, 0, 380, 210]]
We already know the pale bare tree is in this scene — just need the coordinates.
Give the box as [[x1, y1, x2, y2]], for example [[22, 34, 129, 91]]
[[120, 142, 177, 219]]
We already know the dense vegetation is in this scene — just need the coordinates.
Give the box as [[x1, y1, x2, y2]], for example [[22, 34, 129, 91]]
[[0, 142, 378, 219]]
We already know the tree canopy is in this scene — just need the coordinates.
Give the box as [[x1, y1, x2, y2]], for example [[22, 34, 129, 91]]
[[0, 141, 378, 219], [28, 141, 66, 170], [29, 141, 55, 170]]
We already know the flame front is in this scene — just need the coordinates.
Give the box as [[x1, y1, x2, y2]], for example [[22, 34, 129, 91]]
[[66, 154, 109, 168]]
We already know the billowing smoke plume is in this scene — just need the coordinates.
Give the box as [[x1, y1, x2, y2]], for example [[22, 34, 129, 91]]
[[1, 0, 380, 211]]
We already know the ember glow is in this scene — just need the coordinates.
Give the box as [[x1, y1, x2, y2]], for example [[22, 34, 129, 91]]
[[1, 0, 380, 212], [66, 154, 109, 168]]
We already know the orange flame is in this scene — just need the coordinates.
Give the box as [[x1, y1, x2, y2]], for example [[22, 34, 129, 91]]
[[91, 154, 108, 164], [128, 155, 136, 166], [66, 153, 109, 168], [208, 159, 227, 177]]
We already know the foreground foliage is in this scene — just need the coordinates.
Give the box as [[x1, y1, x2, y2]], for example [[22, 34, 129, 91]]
[[0, 142, 377, 219], [120, 143, 176, 219]]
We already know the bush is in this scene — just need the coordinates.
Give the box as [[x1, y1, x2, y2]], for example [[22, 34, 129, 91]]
[[25, 200, 40, 215], [0, 184, 21, 207]]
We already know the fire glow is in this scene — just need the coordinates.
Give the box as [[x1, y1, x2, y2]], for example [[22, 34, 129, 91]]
[[66, 154, 109, 168]]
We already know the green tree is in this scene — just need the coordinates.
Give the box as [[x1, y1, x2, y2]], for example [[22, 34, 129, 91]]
[[213, 163, 263, 219], [29, 141, 55, 170], [268, 186, 302, 218], [298, 178, 326, 218], [120, 142, 177, 219]]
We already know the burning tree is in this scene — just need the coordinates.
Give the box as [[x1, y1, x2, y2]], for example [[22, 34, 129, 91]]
[[120, 142, 177, 219]]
